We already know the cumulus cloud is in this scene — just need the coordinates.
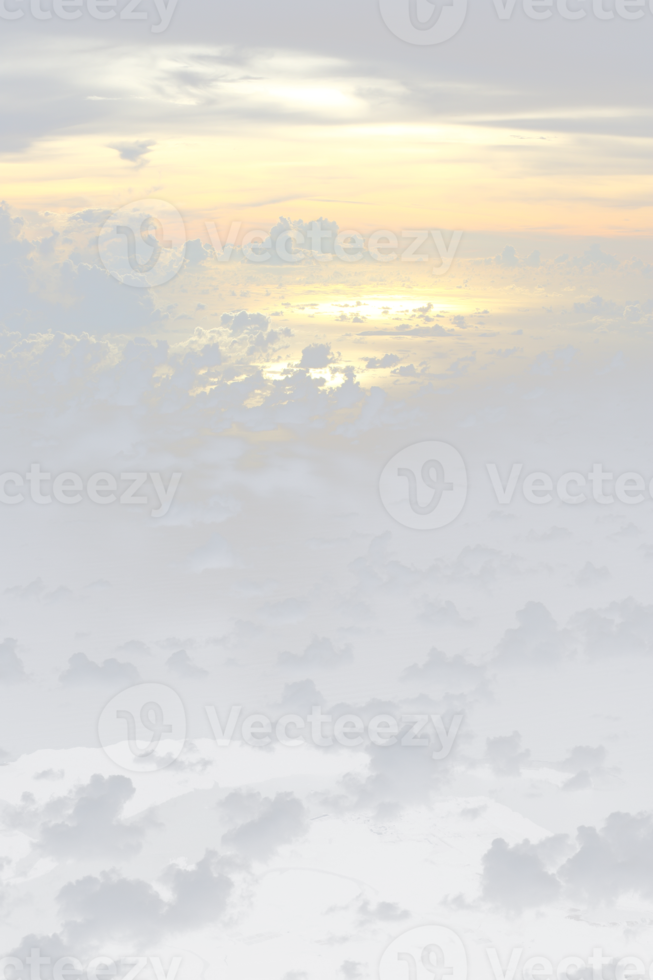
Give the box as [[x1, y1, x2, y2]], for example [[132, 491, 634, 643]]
[[221, 792, 308, 861], [552, 745, 609, 791], [574, 561, 612, 589], [484, 731, 530, 776], [277, 679, 326, 713], [59, 851, 232, 945], [166, 649, 209, 678], [2, 575, 47, 602], [480, 810, 653, 910], [493, 600, 573, 670], [206, 619, 265, 650], [256, 596, 311, 626], [299, 343, 334, 369], [481, 837, 563, 910], [571, 598, 653, 658], [320, 729, 455, 823], [5, 774, 148, 859], [402, 648, 483, 692], [277, 634, 354, 677], [59, 653, 140, 687], [116, 640, 152, 657], [415, 596, 478, 630], [0, 637, 27, 682]]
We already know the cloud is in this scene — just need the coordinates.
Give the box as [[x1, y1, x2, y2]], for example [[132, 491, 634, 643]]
[[357, 899, 410, 922], [594, 350, 630, 375], [0, 637, 26, 682], [424, 544, 524, 595], [221, 792, 308, 861], [493, 600, 572, 670], [574, 561, 612, 589], [402, 648, 483, 692], [551, 745, 610, 792], [184, 531, 242, 574], [59, 653, 140, 687], [528, 344, 580, 375], [277, 634, 354, 677], [320, 729, 455, 823], [256, 596, 311, 626], [480, 810, 653, 910], [481, 838, 562, 910], [43, 585, 75, 606], [524, 524, 574, 544], [606, 521, 644, 541], [107, 140, 155, 165], [115, 640, 152, 657], [415, 596, 478, 630], [166, 649, 209, 678], [300, 343, 334, 369], [32, 769, 66, 783], [484, 731, 530, 776], [206, 619, 265, 650], [12, 850, 242, 958], [571, 598, 653, 658], [334, 385, 386, 438], [340, 963, 364, 979], [6, 774, 148, 859], [277, 679, 326, 713], [2, 575, 47, 602]]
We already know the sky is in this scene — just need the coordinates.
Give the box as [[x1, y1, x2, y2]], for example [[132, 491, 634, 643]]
[[0, 2, 653, 980]]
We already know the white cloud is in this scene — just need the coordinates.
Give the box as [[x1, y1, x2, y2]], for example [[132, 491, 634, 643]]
[[399, 647, 491, 700], [571, 598, 653, 658], [0, 636, 30, 687], [484, 731, 530, 776], [574, 561, 612, 589], [216, 790, 308, 864], [415, 596, 478, 630], [116, 640, 152, 657], [12, 850, 243, 958], [277, 634, 354, 677], [493, 601, 572, 670], [3, 770, 161, 862], [59, 652, 141, 691], [256, 596, 311, 626], [166, 650, 209, 681]]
